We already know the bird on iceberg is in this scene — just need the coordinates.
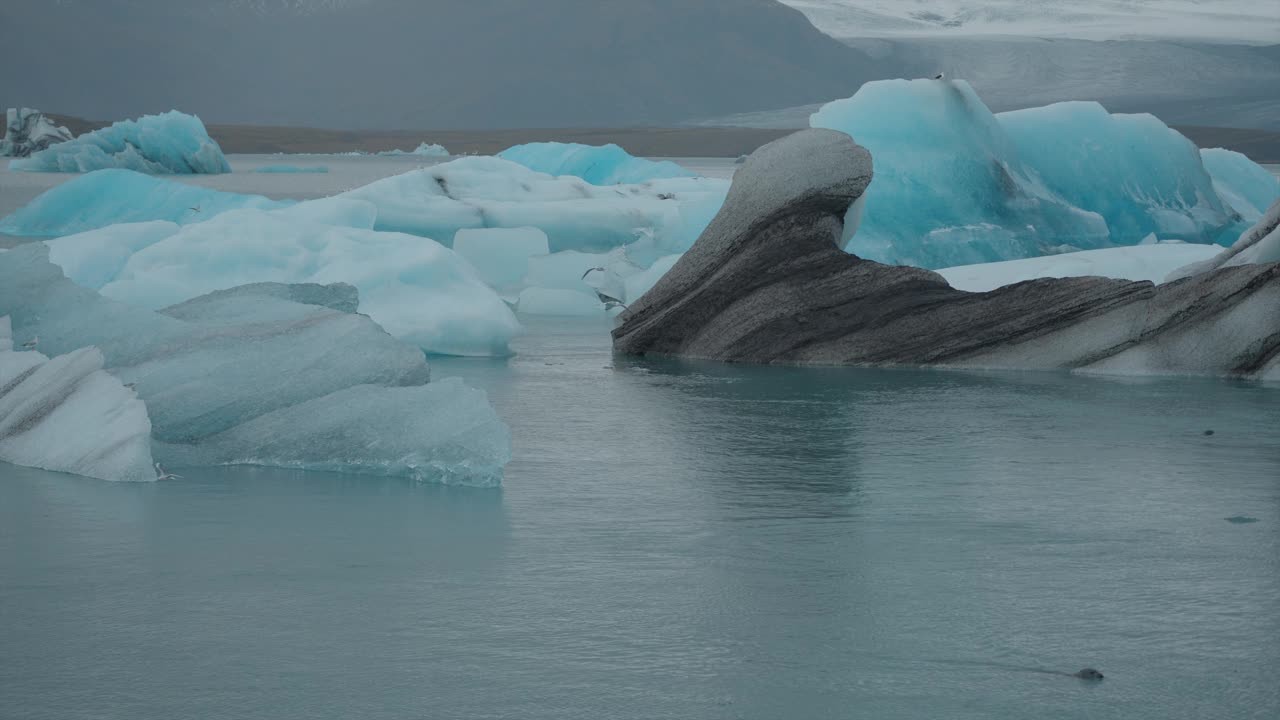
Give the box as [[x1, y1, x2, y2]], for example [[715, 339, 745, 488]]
[[933, 72, 945, 80], [20, 335, 38, 349], [154, 462, 182, 481], [581, 267, 629, 312]]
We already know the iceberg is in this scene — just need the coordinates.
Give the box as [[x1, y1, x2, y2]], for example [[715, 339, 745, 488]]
[[10, 111, 230, 174], [810, 80, 1110, 268], [0, 169, 289, 237], [1, 108, 73, 158], [1200, 148, 1280, 221], [498, 142, 693, 185], [1, 317, 154, 482], [0, 246, 511, 485], [338, 156, 728, 254], [255, 164, 329, 173], [46, 207, 521, 357], [614, 129, 1280, 380], [378, 143, 450, 157], [809, 80, 1246, 268], [997, 102, 1239, 243]]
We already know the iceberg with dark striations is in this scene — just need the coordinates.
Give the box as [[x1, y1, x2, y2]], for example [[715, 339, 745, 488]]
[[10, 111, 230, 174], [0, 316, 154, 482], [613, 129, 1280, 381], [0, 245, 511, 485], [0, 108, 73, 158]]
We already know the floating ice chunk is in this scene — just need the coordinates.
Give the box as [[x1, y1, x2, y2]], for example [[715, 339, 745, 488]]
[[48, 208, 521, 356], [811, 80, 1111, 268], [453, 227, 550, 293], [0, 318, 154, 482], [1199, 148, 1280, 221], [0, 169, 289, 237], [997, 102, 1238, 244], [516, 288, 605, 316], [156, 379, 509, 487], [11, 111, 230, 174], [0, 248, 510, 485], [378, 143, 450, 157], [937, 243, 1223, 293], [498, 142, 693, 185], [1, 108, 73, 158], [255, 164, 329, 173]]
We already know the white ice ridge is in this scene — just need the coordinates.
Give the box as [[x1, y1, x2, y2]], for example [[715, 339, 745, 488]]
[[0, 316, 155, 482]]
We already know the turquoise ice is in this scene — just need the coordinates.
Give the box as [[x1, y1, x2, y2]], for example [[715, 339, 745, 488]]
[[10, 111, 230, 174]]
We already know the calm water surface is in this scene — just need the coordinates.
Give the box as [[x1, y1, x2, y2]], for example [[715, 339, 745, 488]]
[[3, 317, 1278, 719]]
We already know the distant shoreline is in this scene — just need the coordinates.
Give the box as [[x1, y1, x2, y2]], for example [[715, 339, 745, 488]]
[[39, 114, 1280, 162]]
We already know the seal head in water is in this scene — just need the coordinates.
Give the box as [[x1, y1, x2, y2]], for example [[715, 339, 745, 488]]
[[1074, 668, 1104, 680]]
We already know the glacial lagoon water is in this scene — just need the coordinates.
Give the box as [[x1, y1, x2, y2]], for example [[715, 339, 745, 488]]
[[3, 316, 1279, 719]]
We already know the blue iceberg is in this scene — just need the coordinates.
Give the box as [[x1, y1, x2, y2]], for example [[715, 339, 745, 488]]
[[0, 169, 289, 237], [998, 101, 1239, 244], [10, 111, 230, 174], [810, 80, 1249, 268], [498, 142, 693, 185]]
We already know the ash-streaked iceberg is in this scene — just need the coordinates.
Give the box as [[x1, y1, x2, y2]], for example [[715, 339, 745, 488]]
[[45, 207, 521, 357], [10, 111, 230, 174], [0, 246, 511, 486], [0, 316, 154, 482], [1, 108, 73, 158], [614, 129, 1280, 381], [498, 142, 692, 185], [0, 169, 289, 237]]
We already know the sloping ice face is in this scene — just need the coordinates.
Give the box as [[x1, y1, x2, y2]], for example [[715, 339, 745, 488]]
[[9, 111, 230, 174]]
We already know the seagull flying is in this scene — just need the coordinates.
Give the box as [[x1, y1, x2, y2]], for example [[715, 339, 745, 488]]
[[188, 205, 201, 213], [581, 267, 628, 311], [154, 462, 182, 481], [21, 335, 38, 349]]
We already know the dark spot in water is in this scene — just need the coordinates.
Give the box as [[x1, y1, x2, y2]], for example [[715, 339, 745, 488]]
[[1226, 516, 1259, 524], [1203, 429, 1215, 436], [1073, 668, 1104, 680]]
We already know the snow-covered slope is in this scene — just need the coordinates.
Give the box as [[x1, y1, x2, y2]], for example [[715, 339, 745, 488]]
[[781, 1, 1280, 43]]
